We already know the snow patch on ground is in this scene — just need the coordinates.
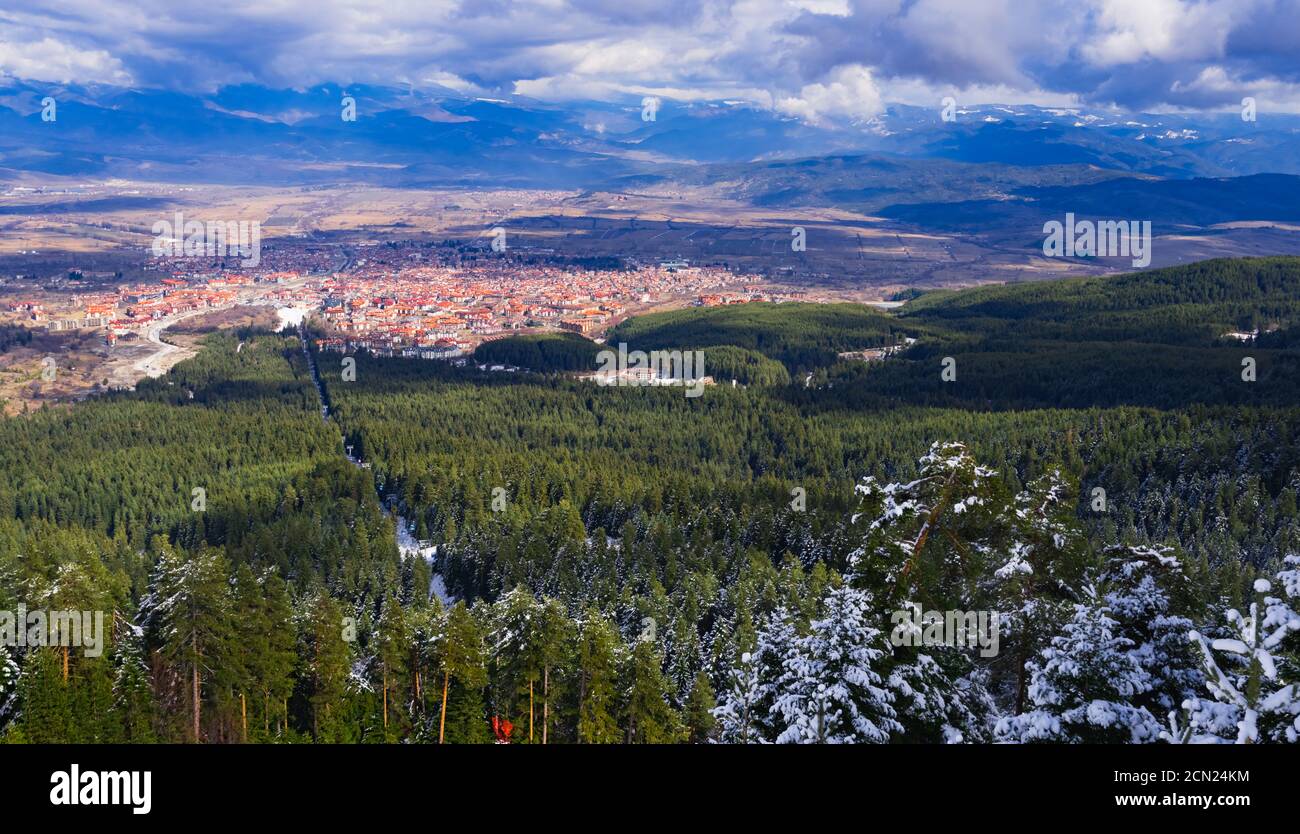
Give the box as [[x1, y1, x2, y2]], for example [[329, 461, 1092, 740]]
[[395, 515, 453, 606], [275, 306, 310, 332]]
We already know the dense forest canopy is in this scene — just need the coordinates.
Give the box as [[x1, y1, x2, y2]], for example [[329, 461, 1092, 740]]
[[1, 257, 1298, 744], [472, 332, 602, 371], [608, 301, 917, 371]]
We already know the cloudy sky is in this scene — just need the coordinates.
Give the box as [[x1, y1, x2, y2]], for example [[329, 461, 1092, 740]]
[[1, 0, 1298, 119]]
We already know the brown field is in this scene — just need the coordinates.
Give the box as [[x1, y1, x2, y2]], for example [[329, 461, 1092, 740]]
[[0, 327, 124, 415], [6, 177, 1300, 295], [0, 305, 280, 414]]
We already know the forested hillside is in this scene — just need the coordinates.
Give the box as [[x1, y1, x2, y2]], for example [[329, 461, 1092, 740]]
[[2, 259, 1299, 744], [472, 332, 601, 371], [608, 302, 917, 371]]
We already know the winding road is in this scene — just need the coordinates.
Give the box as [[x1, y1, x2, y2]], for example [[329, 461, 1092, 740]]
[[132, 309, 209, 379]]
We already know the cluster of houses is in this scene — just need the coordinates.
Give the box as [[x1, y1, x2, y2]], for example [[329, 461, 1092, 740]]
[[309, 261, 743, 354]]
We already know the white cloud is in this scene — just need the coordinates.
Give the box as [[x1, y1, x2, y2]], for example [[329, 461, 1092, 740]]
[[1082, 0, 1244, 66], [1170, 65, 1300, 114], [775, 64, 883, 124], [880, 77, 1083, 109], [0, 36, 132, 85], [0, 0, 1292, 118]]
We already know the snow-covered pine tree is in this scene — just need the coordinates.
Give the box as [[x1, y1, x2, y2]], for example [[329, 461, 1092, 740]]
[[772, 586, 901, 744], [1098, 545, 1203, 723], [988, 468, 1089, 714], [1183, 557, 1300, 743], [0, 642, 17, 735], [849, 441, 1009, 611], [712, 607, 795, 743], [887, 651, 996, 743], [110, 619, 156, 743], [712, 650, 763, 744], [996, 591, 1162, 743]]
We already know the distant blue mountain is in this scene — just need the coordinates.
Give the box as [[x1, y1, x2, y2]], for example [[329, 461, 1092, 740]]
[[879, 173, 1300, 231], [2, 78, 1299, 192]]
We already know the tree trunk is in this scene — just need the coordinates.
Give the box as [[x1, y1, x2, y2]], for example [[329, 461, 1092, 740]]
[[529, 678, 535, 743], [543, 666, 549, 745], [1015, 582, 1035, 714], [439, 671, 450, 744], [902, 468, 960, 581], [191, 633, 201, 743], [383, 665, 389, 730], [241, 692, 248, 742]]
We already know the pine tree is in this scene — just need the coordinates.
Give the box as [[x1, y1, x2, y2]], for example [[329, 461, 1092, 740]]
[[1184, 561, 1300, 743], [997, 594, 1162, 743], [436, 602, 488, 744], [0, 643, 17, 712], [258, 572, 297, 737], [849, 442, 1011, 615], [683, 669, 717, 743], [227, 564, 262, 741], [374, 595, 411, 740], [1099, 545, 1203, 722], [488, 587, 538, 742], [302, 593, 351, 742], [110, 620, 156, 743], [576, 610, 621, 744], [13, 648, 73, 743], [713, 608, 794, 743], [887, 651, 995, 743], [712, 649, 764, 744], [990, 468, 1089, 714], [621, 639, 683, 743], [407, 599, 443, 720], [772, 586, 901, 744], [488, 589, 572, 743], [145, 546, 233, 743], [534, 598, 571, 745]]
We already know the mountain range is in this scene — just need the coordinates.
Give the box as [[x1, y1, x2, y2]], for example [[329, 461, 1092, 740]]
[[5, 78, 1300, 191], [4, 77, 1300, 250]]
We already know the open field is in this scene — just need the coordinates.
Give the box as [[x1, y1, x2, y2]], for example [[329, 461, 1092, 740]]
[[0, 326, 124, 414], [0, 304, 281, 413], [8, 178, 1300, 297]]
